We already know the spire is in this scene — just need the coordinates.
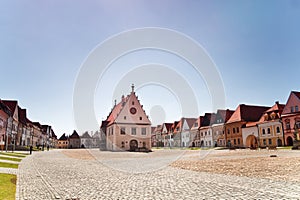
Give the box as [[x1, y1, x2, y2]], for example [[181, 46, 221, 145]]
[[131, 84, 135, 93]]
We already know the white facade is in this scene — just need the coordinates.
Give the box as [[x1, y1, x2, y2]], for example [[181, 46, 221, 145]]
[[242, 125, 258, 147], [181, 119, 192, 147], [199, 127, 213, 147]]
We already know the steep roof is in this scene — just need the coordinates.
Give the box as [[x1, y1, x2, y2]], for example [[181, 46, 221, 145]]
[[103, 85, 151, 126], [18, 107, 27, 125], [185, 118, 198, 129], [201, 113, 216, 127], [191, 116, 204, 129], [163, 123, 173, 132], [227, 104, 270, 124], [59, 133, 68, 140], [81, 132, 92, 138], [171, 121, 179, 132], [213, 109, 235, 124], [69, 130, 80, 139], [0, 99, 12, 116], [2, 100, 17, 114], [265, 101, 285, 114], [292, 91, 300, 99]]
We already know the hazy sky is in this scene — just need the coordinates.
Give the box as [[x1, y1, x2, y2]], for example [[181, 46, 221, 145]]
[[1, 0, 300, 136]]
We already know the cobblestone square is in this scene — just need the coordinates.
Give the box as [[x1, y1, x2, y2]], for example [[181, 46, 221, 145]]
[[15, 149, 300, 200]]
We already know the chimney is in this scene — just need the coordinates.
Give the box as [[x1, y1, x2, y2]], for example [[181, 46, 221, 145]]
[[275, 101, 279, 105]]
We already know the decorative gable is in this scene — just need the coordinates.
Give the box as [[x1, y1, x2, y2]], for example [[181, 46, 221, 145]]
[[113, 89, 151, 125], [282, 91, 300, 115]]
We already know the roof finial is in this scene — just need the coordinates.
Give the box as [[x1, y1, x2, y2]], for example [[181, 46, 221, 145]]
[[131, 83, 134, 93]]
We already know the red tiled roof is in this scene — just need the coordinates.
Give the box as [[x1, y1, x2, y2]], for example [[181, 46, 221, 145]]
[[0, 99, 12, 116], [246, 121, 258, 127], [2, 100, 17, 114], [106, 100, 125, 126], [185, 118, 198, 129], [292, 91, 300, 99], [163, 123, 173, 131], [18, 107, 27, 125], [171, 121, 179, 131], [227, 104, 270, 123]]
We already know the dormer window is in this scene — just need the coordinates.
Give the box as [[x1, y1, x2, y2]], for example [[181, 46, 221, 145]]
[[264, 114, 269, 121]]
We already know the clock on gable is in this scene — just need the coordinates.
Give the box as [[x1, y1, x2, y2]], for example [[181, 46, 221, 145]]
[[130, 107, 137, 115]]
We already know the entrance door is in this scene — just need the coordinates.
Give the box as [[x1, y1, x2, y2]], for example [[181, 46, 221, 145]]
[[287, 136, 293, 146], [277, 139, 283, 147], [129, 140, 138, 151]]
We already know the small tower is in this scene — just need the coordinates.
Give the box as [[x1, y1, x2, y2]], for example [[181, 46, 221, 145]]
[[131, 84, 135, 93]]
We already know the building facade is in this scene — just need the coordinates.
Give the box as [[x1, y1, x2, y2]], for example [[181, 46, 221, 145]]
[[281, 91, 300, 148], [101, 85, 151, 151], [225, 104, 270, 148]]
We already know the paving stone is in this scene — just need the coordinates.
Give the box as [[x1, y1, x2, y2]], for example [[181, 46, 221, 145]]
[[16, 149, 300, 200]]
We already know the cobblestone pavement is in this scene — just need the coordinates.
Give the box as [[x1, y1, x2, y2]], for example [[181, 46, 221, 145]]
[[16, 149, 300, 200]]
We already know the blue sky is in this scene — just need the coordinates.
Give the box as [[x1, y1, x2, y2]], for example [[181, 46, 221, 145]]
[[1, 0, 300, 136]]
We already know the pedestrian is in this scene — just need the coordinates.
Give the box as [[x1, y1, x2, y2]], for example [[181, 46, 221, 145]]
[[30, 145, 33, 155], [47, 145, 49, 151]]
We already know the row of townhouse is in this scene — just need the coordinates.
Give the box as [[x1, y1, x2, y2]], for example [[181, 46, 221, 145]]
[[152, 91, 300, 149], [56, 130, 101, 149], [0, 99, 57, 151]]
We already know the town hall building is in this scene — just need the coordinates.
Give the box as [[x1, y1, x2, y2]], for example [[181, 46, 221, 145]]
[[100, 84, 152, 151]]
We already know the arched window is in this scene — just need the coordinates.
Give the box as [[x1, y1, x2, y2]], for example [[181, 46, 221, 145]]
[[276, 127, 280, 133], [267, 128, 271, 134], [262, 129, 266, 134]]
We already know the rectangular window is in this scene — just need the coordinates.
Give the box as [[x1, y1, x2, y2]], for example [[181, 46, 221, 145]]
[[140, 117, 142, 120], [194, 122, 198, 127], [227, 129, 230, 134], [291, 106, 294, 113], [238, 138, 240, 144], [124, 116, 126, 120], [237, 127, 239, 133], [286, 122, 290, 130], [131, 128, 136, 135], [234, 139, 236, 145], [120, 127, 126, 135], [263, 139, 266, 145], [233, 128, 236, 133], [296, 106, 299, 112], [141, 128, 146, 135], [269, 139, 272, 145]]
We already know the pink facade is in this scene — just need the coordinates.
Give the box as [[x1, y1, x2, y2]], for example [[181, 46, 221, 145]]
[[281, 91, 300, 146]]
